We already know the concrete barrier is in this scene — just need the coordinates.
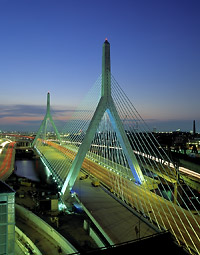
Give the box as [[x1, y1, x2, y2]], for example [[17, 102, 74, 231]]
[[75, 195, 114, 246], [83, 220, 105, 248], [15, 204, 77, 254], [15, 226, 42, 255]]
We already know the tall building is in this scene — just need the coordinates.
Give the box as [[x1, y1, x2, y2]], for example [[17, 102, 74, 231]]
[[193, 120, 196, 136], [0, 181, 15, 255]]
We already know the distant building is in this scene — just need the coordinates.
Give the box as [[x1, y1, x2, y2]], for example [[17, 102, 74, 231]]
[[193, 120, 196, 136], [0, 181, 15, 255], [153, 127, 157, 133], [187, 137, 200, 153]]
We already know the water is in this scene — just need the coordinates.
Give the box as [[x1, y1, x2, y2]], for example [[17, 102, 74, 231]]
[[15, 158, 51, 184]]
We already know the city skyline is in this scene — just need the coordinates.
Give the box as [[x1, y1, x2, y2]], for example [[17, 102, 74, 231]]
[[0, 0, 200, 132]]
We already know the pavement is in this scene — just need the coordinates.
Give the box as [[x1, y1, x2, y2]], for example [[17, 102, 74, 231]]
[[9, 176, 98, 254], [16, 215, 60, 255], [73, 175, 157, 245]]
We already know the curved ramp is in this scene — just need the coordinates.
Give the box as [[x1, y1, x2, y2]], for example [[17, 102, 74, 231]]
[[15, 204, 77, 254]]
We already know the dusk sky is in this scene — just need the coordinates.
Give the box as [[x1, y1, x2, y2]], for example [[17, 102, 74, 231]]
[[0, 0, 200, 132]]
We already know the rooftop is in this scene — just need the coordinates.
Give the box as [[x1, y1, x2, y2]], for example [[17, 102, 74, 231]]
[[0, 180, 15, 194]]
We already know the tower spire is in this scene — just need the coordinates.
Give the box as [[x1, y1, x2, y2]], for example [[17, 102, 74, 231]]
[[47, 92, 50, 114], [32, 92, 61, 147], [102, 39, 111, 98], [61, 40, 145, 199], [193, 120, 196, 136]]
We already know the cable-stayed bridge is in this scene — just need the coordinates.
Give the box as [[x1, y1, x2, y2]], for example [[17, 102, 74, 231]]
[[32, 40, 200, 254]]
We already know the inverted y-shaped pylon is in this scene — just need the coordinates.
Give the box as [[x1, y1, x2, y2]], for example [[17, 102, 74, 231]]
[[62, 39, 145, 199], [32, 92, 61, 147]]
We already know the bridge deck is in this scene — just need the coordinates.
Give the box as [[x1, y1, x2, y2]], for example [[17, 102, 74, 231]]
[[73, 174, 157, 244], [36, 142, 200, 254]]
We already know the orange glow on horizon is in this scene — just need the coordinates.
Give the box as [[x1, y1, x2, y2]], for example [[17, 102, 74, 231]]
[[0, 115, 73, 125]]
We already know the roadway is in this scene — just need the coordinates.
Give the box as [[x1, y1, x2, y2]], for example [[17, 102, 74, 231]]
[[0, 138, 77, 255], [73, 174, 158, 244], [15, 204, 77, 255], [16, 214, 63, 255], [37, 141, 200, 254], [15, 226, 42, 255], [0, 140, 16, 180], [134, 150, 200, 192], [80, 155, 200, 254]]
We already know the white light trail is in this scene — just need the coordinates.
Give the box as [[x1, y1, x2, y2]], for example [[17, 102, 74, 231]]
[[133, 150, 200, 180], [0, 141, 10, 154]]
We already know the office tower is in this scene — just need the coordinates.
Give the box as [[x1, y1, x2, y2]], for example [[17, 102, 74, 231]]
[[0, 181, 15, 255]]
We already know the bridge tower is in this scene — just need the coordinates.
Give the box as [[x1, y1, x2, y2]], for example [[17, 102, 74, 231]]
[[62, 39, 145, 199], [32, 92, 61, 147]]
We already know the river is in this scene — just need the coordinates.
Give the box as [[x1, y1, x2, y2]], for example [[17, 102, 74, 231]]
[[14, 158, 52, 184]]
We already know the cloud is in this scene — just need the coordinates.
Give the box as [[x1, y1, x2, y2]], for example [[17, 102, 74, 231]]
[[1, 104, 197, 133], [0, 104, 46, 118], [0, 104, 79, 119], [0, 104, 61, 130], [0, 104, 92, 131]]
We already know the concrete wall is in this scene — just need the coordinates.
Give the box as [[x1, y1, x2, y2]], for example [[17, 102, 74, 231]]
[[83, 220, 105, 248], [75, 195, 114, 246], [15, 204, 77, 254], [15, 226, 42, 255]]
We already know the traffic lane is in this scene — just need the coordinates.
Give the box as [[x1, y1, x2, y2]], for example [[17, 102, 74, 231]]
[[74, 176, 156, 244], [0, 142, 15, 179], [39, 142, 200, 252], [52, 144, 200, 252], [82, 160, 200, 253]]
